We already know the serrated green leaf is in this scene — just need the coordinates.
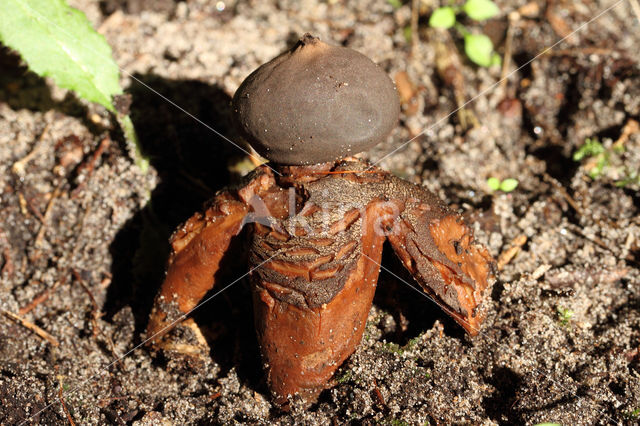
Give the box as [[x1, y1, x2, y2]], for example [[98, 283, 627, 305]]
[[429, 7, 456, 29], [0, 0, 122, 111], [463, 0, 500, 21], [499, 178, 518, 192], [464, 33, 494, 67]]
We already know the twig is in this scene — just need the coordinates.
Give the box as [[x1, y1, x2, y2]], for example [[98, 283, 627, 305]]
[[71, 137, 110, 198], [72, 270, 102, 338], [58, 376, 76, 426], [34, 184, 63, 250], [77, 136, 110, 178], [2, 310, 59, 346], [72, 270, 119, 359], [497, 234, 527, 270], [499, 12, 518, 96], [17, 192, 29, 216], [542, 172, 583, 216], [71, 136, 111, 198], [612, 119, 639, 150], [19, 275, 67, 315], [372, 379, 387, 409], [26, 195, 46, 223], [12, 124, 51, 176]]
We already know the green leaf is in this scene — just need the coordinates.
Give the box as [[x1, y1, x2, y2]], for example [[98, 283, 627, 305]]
[[487, 177, 500, 191], [499, 178, 518, 192], [0, 0, 122, 112], [573, 138, 604, 161], [403, 26, 413, 43], [588, 154, 608, 179], [463, 0, 500, 21], [490, 52, 502, 67], [387, 0, 403, 9], [464, 33, 494, 67], [429, 7, 456, 29]]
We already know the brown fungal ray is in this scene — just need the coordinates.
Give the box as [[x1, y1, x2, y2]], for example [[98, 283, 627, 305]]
[[145, 156, 495, 408], [146, 167, 285, 349], [232, 33, 400, 165], [251, 200, 389, 407], [384, 176, 495, 335]]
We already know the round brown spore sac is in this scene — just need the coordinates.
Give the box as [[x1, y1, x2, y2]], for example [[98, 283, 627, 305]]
[[232, 34, 400, 165]]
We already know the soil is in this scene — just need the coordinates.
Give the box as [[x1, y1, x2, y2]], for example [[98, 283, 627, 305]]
[[1, 0, 639, 424]]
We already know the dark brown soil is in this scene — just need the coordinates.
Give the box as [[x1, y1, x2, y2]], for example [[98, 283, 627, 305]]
[[1, 0, 639, 424]]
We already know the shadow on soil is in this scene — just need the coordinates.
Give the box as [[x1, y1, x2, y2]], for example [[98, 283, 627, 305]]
[[103, 73, 264, 390]]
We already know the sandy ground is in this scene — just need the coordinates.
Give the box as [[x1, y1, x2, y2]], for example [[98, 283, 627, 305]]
[[1, 0, 639, 424]]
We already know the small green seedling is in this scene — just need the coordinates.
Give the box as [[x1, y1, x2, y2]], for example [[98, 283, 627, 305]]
[[336, 369, 353, 384], [557, 306, 573, 327], [573, 137, 638, 186], [0, 0, 148, 171], [429, 0, 501, 67], [573, 138, 606, 161], [624, 408, 640, 419], [382, 341, 404, 354], [573, 137, 607, 179], [487, 177, 519, 192]]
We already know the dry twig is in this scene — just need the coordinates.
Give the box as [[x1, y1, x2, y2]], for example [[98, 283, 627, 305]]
[[497, 234, 528, 270], [2, 310, 59, 347], [12, 123, 51, 176], [72, 270, 119, 358], [542, 172, 583, 216], [33, 184, 63, 250], [58, 375, 76, 426], [71, 136, 111, 198], [19, 275, 67, 315]]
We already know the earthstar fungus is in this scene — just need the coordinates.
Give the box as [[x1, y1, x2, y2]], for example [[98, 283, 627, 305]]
[[147, 34, 495, 409]]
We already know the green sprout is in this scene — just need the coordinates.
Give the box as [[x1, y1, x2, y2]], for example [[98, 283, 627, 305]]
[[487, 177, 519, 192], [573, 138, 608, 178], [385, 418, 409, 426], [615, 170, 640, 188], [573, 138, 605, 161], [337, 369, 353, 384], [624, 408, 640, 419], [573, 137, 638, 185], [557, 306, 574, 327], [382, 342, 404, 354], [429, 0, 501, 67]]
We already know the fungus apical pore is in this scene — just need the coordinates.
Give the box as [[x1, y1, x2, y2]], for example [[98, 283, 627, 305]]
[[232, 33, 400, 165]]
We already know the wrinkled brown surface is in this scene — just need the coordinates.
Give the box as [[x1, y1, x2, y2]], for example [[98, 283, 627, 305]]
[[252, 200, 387, 406], [148, 158, 494, 406]]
